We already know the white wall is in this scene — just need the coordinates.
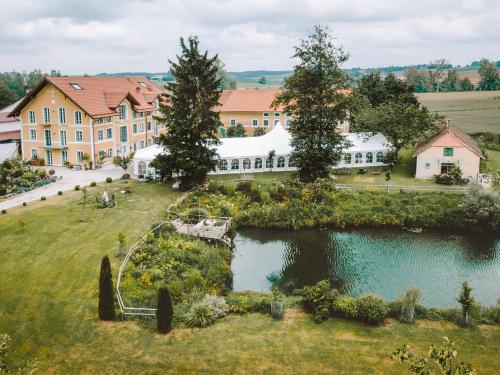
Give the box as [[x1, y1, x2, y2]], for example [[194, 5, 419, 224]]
[[416, 146, 480, 180]]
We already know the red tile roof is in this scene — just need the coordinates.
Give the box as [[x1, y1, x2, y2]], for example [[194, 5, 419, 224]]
[[217, 89, 284, 112], [415, 122, 485, 159], [8, 76, 162, 118], [0, 131, 20, 141]]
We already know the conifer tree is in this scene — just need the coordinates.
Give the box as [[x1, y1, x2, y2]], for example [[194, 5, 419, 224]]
[[152, 36, 222, 190], [273, 26, 350, 182], [156, 287, 173, 334], [98, 256, 116, 320]]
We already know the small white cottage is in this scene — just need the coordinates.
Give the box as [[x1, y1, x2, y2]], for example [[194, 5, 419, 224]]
[[414, 122, 485, 180], [132, 123, 391, 176]]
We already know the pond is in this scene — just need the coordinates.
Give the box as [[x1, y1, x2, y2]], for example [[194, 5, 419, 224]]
[[231, 228, 500, 307]]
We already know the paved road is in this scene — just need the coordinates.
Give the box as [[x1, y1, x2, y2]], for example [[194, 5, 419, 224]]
[[0, 165, 125, 210]]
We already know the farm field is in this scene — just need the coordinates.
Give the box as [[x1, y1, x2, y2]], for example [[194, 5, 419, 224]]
[[418, 91, 500, 133], [0, 181, 498, 374]]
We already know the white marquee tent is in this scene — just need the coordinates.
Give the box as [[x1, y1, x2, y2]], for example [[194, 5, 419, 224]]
[[132, 123, 391, 176]]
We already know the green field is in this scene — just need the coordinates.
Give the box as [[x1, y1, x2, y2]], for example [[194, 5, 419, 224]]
[[0, 180, 498, 374], [418, 91, 500, 133]]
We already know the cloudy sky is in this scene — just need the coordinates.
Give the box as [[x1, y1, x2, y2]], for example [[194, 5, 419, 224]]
[[1, 0, 499, 74]]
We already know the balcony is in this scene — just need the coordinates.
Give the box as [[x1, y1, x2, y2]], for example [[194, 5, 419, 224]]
[[44, 142, 68, 150], [41, 122, 53, 127]]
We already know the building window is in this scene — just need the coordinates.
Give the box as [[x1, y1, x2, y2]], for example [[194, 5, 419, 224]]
[[140, 140, 145, 149], [218, 159, 227, 170], [355, 153, 362, 163], [120, 126, 128, 142], [44, 129, 51, 146], [251, 119, 258, 127], [28, 110, 36, 124], [243, 158, 251, 169], [43, 107, 50, 124], [274, 119, 280, 126], [263, 112, 269, 117], [133, 124, 138, 134], [30, 128, 37, 140], [106, 128, 113, 139], [118, 105, 127, 120], [443, 148, 453, 157], [425, 162, 431, 169], [46, 149, 53, 165], [376, 152, 384, 163], [70, 83, 82, 90], [61, 150, 68, 164], [366, 152, 373, 163], [58, 107, 66, 125], [274, 112, 280, 117], [266, 157, 273, 169], [263, 119, 269, 127], [76, 151, 84, 162], [98, 129, 104, 141], [343, 153, 351, 164], [286, 119, 291, 128], [107, 148, 113, 157], [254, 158, 262, 169], [31, 148, 38, 159], [230, 118, 236, 126], [231, 159, 239, 170], [441, 163, 454, 174], [277, 156, 285, 168], [147, 121, 151, 131], [139, 123, 145, 132], [75, 130, 83, 142], [60, 130, 67, 146], [74, 111, 82, 125]]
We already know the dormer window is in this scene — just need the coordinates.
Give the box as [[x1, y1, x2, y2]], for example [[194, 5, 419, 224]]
[[70, 83, 82, 90], [138, 81, 147, 88]]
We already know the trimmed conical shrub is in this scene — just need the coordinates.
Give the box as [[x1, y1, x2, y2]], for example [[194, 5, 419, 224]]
[[98, 256, 116, 320], [156, 287, 173, 333]]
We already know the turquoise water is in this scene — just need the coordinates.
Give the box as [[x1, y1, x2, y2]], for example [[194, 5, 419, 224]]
[[232, 229, 500, 307]]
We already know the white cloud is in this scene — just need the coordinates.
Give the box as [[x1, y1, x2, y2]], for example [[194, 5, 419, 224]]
[[0, 0, 498, 74]]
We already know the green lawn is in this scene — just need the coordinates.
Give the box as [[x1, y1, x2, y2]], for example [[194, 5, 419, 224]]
[[0, 180, 498, 374], [417, 91, 500, 133]]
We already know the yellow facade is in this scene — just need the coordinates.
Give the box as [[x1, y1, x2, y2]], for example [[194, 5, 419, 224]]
[[219, 111, 290, 136], [20, 83, 161, 168]]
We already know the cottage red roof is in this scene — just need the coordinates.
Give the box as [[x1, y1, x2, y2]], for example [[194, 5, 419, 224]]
[[217, 89, 284, 112], [8, 76, 162, 118]]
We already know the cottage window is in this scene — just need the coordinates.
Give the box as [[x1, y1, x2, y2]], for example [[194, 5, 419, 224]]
[[30, 128, 37, 140], [28, 110, 36, 124], [274, 112, 280, 117], [366, 152, 373, 163], [263, 119, 269, 127], [355, 153, 362, 163], [74, 111, 82, 125], [218, 160, 227, 170], [376, 152, 384, 163], [252, 119, 258, 127], [118, 105, 127, 120], [43, 107, 50, 124], [443, 148, 453, 157], [98, 129, 104, 141], [75, 130, 83, 142], [343, 154, 351, 164], [106, 128, 113, 139], [263, 112, 269, 117], [230, 118, 236, 126], [277, 157, 285, 168], [254, 158, 262, 169], [58, 107, 66, 124], [231, 159, 239, 170]]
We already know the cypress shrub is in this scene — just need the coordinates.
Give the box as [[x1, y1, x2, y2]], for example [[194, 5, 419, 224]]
[[156, 287, 173, 334], [98, 256, 116, 321]]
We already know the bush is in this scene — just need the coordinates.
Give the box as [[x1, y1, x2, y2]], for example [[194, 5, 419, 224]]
[[37, 169, 47, 178], [105, 177, 112, 183], [48, 169, 55, 175], [58, 191, 63, 196], [90, 181, 97, 187], [1, 209, 6, 214], [294, 280, 339, 323], [121, 173, 130, 180], [400, 287, 421, 323], [40, 196, 46, 201], [237, 180, 253, 194], [22, 202, 27, 206], [74, 185, 80, 191], [184, 302, 218, 328], [138, 174, 144, 179], [225, 291, 271, 314], [460, 183, 500, 231], [201, 294, 229, 318], [332, 295, 358, 319], [187, 207, 208, 222], [356, 294, 389, 325]]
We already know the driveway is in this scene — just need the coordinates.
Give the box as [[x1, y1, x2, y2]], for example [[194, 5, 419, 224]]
[[0, 164, 125, 210]]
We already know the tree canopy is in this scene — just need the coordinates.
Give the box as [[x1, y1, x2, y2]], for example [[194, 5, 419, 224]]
[[151, 36, 222, 190], [273, 25, 350, 182], [226, 123, 247, 138], [478, 58, 500, 91]]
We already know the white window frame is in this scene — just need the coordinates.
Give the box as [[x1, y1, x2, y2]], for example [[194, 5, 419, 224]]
[[31, 148, 38, 159], [75, 130, 83, 143], [139, 123, 145, 133], [74, 111, 82, 125], [76, 150, 84, 162], [274, 119, 280, 126], [29, 128, 37, 140], [60, 130, 67, 146], [263, 112, 269, 117], [107, 148, 113, 157], [274, 112, 280, 117], [230, 118, 236, 126], [263, 119, 269, 127], [118, 105, 127, 120], [133, 124, 138, 134], [28, 110, 36, 124], [251, 119, 258, 127], [61, 150, 68, 164], [58, 107, 66, 125], [43, 107, 51, 124], [106, 128, 113, 139], [97, 129, 104, 141]]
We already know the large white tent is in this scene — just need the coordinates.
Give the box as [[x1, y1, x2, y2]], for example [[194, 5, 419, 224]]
[[132, 123, 391, 176]]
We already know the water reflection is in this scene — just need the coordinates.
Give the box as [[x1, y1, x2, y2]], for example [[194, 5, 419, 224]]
[[232, 228, 500, 307]]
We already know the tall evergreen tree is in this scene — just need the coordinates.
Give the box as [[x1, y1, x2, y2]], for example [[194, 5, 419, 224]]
[[273, 25, 350, 182], [152, 36, 222, 190], [156, 287, 173, 334], [98, 256, 116, 321]]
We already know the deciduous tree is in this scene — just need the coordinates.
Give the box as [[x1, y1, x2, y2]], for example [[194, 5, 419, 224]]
[[478, 58, 500, 91], [273, 25, 350, 182], [153, 36, 222, 190], [226, 123, 247, 138]]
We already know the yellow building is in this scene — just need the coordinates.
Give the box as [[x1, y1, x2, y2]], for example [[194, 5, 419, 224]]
[[217, 89, 350, 136], [8, 76, 163, 168]]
